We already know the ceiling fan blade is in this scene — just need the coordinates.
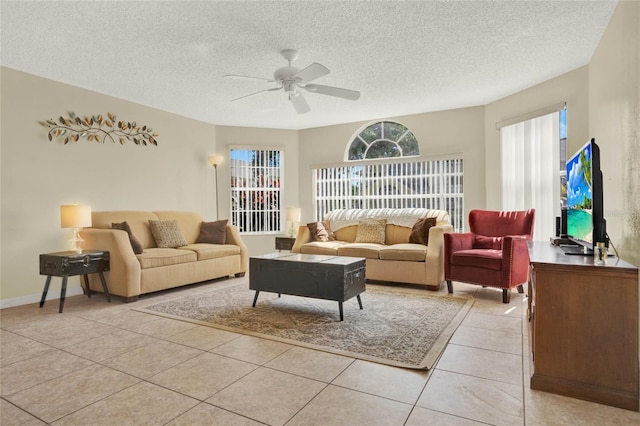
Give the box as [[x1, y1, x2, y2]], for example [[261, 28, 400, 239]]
[[293, 62, 330, 83], [231, 86, 281, 102], [224, 74, 275, 82], [304, 84, 360, 101], [290, 92, 310, 114]]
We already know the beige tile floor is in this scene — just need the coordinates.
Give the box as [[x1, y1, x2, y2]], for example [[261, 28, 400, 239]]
[[1, 277, 639, 425]]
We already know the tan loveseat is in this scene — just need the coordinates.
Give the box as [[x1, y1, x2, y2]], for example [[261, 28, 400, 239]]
[[80, 211, 248, 302], [292, 208, 452, 290]]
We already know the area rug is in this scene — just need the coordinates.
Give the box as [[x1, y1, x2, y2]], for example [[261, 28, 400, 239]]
[[135, 282, 474, 369]]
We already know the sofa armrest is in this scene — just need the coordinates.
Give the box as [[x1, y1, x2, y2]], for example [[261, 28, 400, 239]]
[[501, 236, 530, 286], [291, 225, 312, 253], [443, 231, 474, 283], [79, 228, 142, 298], [427, 225, 454, 259], [225, 225, 248, 273], [425, 224, 454, 285]]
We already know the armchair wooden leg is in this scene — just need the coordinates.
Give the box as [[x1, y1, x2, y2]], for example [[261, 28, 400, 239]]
[[446, 280, 453, 294], [517, 285, 524, 294], [502, 289, 511, 304]]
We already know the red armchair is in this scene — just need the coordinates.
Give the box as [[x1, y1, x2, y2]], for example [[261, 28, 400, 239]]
[[444, 209, 535, 303]]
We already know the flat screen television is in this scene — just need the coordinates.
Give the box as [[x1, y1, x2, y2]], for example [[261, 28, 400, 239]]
[[565, 138, 607, 255]]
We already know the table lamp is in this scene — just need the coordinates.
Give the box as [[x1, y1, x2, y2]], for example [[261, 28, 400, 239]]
[[60, 204, 92, 253], [286, 207, 301, 237]]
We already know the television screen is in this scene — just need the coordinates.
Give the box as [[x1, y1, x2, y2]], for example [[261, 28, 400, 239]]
[[566, 141, 594, 244]]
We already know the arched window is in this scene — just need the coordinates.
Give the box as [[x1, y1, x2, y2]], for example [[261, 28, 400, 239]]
[[346, 121, 419, 161]]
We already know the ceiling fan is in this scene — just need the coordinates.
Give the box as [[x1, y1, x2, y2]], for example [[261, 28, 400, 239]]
[[224, 49, 360, 114]]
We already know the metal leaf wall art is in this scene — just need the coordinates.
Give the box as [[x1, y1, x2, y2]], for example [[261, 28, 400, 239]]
[[39, 112, 159, 146]]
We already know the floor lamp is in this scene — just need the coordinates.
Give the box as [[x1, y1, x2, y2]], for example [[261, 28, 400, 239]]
[[208, 154, 224, 219]]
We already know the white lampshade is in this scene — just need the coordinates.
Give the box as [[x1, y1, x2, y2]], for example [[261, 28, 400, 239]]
[[286, 207, 301, 222], [208, 154, 224, 167], [60, 204, 92, 228]]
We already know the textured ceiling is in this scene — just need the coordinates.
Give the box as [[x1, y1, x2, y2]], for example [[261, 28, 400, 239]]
[[1, 1, 617, 130]]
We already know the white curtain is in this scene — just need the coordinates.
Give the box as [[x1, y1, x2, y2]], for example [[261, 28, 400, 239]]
[[500, 112, 560, 241]]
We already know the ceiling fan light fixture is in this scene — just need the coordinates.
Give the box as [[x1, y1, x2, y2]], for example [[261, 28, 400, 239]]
[[224, 49, 359, 114], [283, 81, 296, 93], [288, 90, 302, 101]]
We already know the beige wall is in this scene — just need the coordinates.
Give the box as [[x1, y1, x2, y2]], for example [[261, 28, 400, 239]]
[[0, 69, 298, 306], [298, 106, 486, 228], [214, 126, 299, 257], [484, 66, 590, 210], [0, 68, 220, 305], [588, 0, 640, 267]]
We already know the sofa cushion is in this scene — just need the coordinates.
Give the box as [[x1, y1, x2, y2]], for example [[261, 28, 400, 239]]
[[409, 217, 437, 245], [326, 208, 450, 231], [137, 248, 197, 269], [333, 225, 358, 243], [183, 243, 240, 261], [307, 221, 336, 241], [379, 243, 427, 262], [91, 211, 158, 249], [111, 221, 144, 254], [300, 241, 346, 256], [473, 235, 503, 249], [337, 243, 384, 259], [354, 218, 387, 244], [149, 220, 188, 248], [451, 249, 503, 270], [195, 220, 228, 244], [154, 211, 205, 245], [384, 224, 409, 246]]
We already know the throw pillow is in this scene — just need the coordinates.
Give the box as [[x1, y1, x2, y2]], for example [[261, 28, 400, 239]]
[[111, 221, 144, 254], [307, 222, 336, 242], [474, 235, 503, 250], [195, 219, 228, 244], [409, 217, 437, 245], [354, 218, 387, 244], [149, 219, 188, 248]]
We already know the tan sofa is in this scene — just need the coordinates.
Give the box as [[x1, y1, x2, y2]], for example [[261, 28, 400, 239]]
[[80, 211, 248, 302], [292, 208, 452, 290]]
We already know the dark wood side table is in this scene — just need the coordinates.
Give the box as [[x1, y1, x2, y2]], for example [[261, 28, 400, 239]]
[[39, 251, 111, 313], [275, 236, 296, 251]]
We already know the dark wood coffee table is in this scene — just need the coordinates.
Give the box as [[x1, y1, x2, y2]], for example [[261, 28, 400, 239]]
[[249, 253, 366, 321]]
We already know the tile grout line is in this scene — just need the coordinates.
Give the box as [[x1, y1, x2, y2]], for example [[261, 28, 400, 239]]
[[521, 293, 528, 426], [8, 284, 635, 425]]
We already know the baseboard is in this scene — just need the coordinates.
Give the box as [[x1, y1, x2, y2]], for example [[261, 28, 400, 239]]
[[0, 286, 85, 309], [531, 374, 639, 412]]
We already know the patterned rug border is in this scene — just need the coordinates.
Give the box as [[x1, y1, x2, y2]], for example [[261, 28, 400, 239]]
[[133, 282, 475, 370]]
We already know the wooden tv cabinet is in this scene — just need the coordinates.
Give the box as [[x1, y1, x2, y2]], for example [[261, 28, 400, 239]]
[[527, 241, 639, 411]]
